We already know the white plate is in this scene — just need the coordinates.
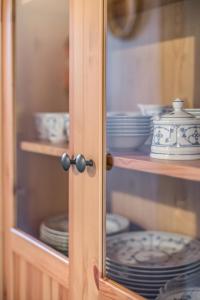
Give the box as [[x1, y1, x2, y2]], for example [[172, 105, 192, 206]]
[[106, 214, 130, 236], [41, 225, 69, 238], [41, 214, 68, 235], [107, 231, 200, 269]]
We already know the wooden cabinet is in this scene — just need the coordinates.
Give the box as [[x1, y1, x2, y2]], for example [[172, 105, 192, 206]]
[[2, 0, 200, 300]]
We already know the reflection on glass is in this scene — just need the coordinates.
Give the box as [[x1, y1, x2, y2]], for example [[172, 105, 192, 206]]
[[15, 0, 69, 256], [106, 0, 200, 299]]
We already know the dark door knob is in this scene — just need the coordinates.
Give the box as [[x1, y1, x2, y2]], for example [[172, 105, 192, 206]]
[[75, 154, 93, 173], [61, 153, 75, 171]]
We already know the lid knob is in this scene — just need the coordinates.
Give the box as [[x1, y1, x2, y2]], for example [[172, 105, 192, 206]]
[[172, 98, 184, 111]]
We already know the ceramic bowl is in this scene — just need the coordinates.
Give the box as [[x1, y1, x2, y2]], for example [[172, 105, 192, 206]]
[[34, 113, 69, 143], [108, 134, 149, 150], [185, 109, 200, 118], [138, 104, 171, 116]]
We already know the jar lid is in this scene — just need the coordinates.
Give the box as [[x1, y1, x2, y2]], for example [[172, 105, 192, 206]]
[[153, 98, 200, 125], [162, 99, 194, 119]]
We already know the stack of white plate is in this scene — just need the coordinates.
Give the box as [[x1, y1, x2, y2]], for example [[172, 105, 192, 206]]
[[40, 213, 130, 255], [106, 231, 200, 300], [40, 214, 68, 255], [107, 112, 152, 151]]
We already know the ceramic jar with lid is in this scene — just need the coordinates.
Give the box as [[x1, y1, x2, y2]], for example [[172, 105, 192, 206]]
[[151, 99, 200, 160]]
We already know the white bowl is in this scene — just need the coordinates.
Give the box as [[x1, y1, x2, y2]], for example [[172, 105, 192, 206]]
[[138, 104, 171, 116], [185, 109, 200, 118], [34, 113, 69, 143], [108, 134, 149, 150], [107, 124, 151, 128], [107, 130, 151, 135]]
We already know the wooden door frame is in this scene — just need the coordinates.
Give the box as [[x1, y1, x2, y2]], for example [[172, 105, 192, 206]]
[[69, 0, 146, 299], [2, 1, 69, 299], [0, 0, 4, 298]]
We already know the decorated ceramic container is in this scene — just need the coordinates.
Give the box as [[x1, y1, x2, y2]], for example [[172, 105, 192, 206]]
[[151, 99, 200, 160]]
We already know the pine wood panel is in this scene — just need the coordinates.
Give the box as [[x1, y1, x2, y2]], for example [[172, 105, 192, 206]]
[[13, 253, 68, 300], [112, 152, 200, 182], [68, 0, 104, 298], [2, 0, 15, 298], [99, 279, 145, 300], [107, 169, 200, 237], [11, 229, 69, 288], [2, 1, 69, 298], [107, 0, 200, 112], [0, 0, 3, 298], [20, 141, 68, 157]]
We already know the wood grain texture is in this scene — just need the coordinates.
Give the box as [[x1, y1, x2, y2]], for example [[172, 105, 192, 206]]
[[107, 0, 200, 112], [99, 279, 146, 300], [13, 253, 68, 300], [0, 0, 3, 298], [2, 0, 15, 298], [11, 229, 69, 288], [68, 0, 104, 298], [20, 141, 68, 157], [113, 152, 200, 181]]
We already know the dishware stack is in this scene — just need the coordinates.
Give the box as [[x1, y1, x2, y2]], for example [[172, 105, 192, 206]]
[[40, 214, 68, 255], [106, 231, 200, 300], [40, 213, 130, 255], [157, 270, 200, 300], [107, 112, 152, 151], [34, 112, 69, 144]]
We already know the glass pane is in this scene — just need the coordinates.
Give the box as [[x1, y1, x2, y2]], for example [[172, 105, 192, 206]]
[[15, 0, 69, 256], [105, 0, 200, 299]]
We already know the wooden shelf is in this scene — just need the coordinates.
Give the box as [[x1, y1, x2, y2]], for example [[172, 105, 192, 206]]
[[20, 140, 68, 157], [112, 152, 200, 182]]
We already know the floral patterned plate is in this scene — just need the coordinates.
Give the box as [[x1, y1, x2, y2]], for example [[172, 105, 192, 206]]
[[107, 231, 200, 269]]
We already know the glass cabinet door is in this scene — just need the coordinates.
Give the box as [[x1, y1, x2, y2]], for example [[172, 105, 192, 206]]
[[105, 1, 200, 299], [15, 0, 69, 256]]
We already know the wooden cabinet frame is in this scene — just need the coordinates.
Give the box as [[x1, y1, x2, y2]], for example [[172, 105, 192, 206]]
[[2, 0, 69, 298], [2, 0, 148, 299]]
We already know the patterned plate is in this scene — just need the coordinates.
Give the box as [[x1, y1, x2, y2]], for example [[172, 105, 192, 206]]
[[107, 231, 200, 269], [106, 214, 130, 236], [42, 214, 68, 235], [106, 260, 200, 275], [106, 265, 200, 283], [40, 225, 68, 240], [156, 288, 200, 300]]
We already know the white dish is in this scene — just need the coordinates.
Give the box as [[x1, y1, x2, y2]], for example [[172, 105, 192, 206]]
[[106, 214, 130, 236], [107, 130, 151, 135], [138, 104, 171, 116], [108, 135, 149, 150], [42, 214, 68, 233], [107, 231, 200, 269], [107, 112, 150, 117]]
